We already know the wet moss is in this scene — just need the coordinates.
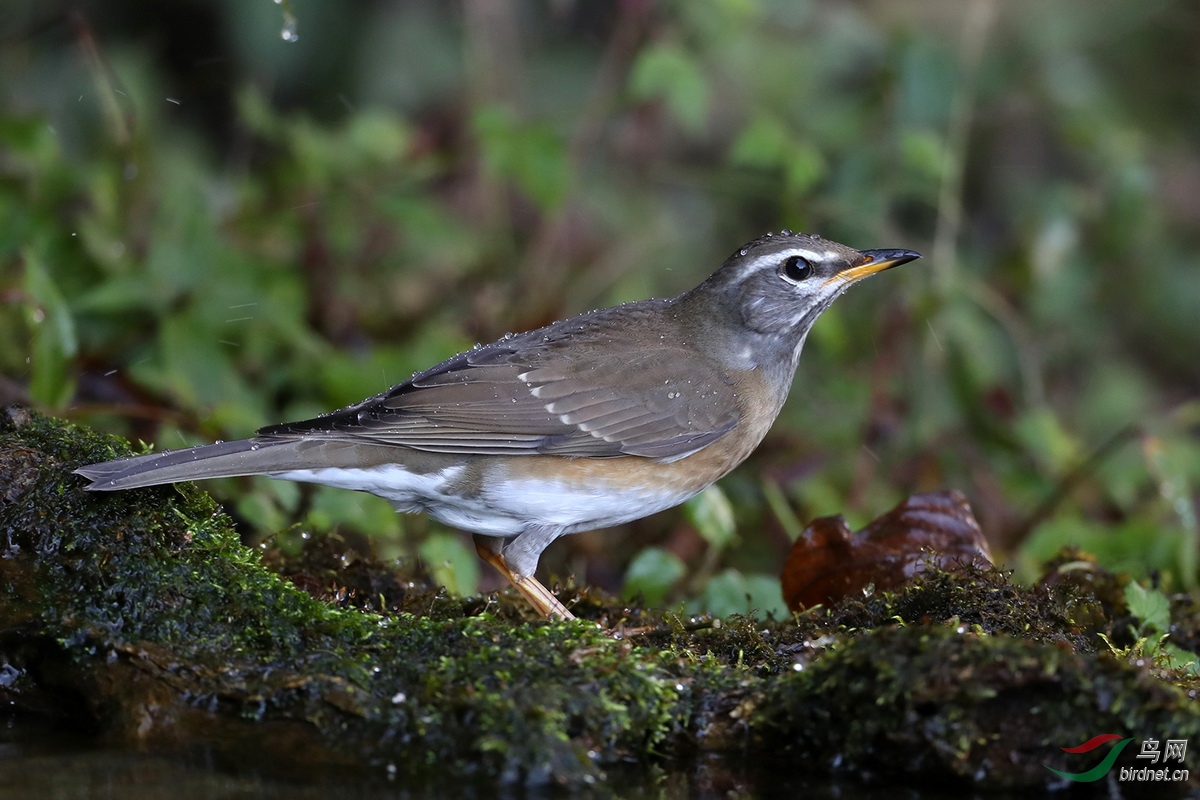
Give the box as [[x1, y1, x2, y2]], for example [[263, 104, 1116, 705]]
[[754, 626, 1200, 790], [3, 407, 1199, 794], [0, 407, 379, 668]]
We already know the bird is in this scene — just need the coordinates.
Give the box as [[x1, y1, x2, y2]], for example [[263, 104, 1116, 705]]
[[76, 231, 919, 620]]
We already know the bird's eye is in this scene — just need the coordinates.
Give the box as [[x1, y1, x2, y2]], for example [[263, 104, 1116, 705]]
[[782, 255, 813, 283]]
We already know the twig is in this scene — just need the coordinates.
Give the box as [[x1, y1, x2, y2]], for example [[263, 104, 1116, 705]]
[[1004, 423, 1140, 550]]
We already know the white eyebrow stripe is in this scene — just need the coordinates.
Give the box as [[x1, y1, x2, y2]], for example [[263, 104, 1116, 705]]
[[780, 248, 825, 262], [737, 247, 826, 280]]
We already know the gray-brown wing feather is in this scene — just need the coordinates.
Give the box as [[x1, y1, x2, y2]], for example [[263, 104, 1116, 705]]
[[262, 302, 740, 460]]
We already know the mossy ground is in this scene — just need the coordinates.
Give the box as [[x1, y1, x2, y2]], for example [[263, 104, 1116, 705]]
[[1, 407, 1197, 795]]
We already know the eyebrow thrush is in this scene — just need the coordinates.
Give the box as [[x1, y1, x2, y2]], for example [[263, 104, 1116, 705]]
[[76, 231, 919, 620]]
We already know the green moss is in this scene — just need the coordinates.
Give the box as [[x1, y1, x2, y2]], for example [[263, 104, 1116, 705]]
[[755, 626, 1200, 789], [0, 406, 376, 668]]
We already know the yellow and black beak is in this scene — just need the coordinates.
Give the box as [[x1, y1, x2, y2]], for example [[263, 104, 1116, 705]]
[[825, 248, 921, 287]]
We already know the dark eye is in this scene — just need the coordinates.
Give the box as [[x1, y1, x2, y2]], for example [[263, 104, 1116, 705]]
[[782, 255, 813, 282]]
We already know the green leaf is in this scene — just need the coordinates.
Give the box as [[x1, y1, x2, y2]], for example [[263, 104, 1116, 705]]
[[684, 484, 736, 549], [153, 313, 237, 408], [1125, 580, 1170, 635], [233, 481, 296, 534], [0, 114, 58, 161], [730, 117, 825, 193], [696, 569, 788, 619], [1013, 407, 1079, 473], [622, 547, 687, 607], [23, 250, 77, 408], [419, 531, 480, 597], [630, 42, 709, 133], [74, 272, 158, 314], [730, 115, 789, 168], [1161, 642, 1200, 677], [472, 107, 569, 211], [346, 110, 410, 165], [784, 140, 825, 194], [235, 85, 282, 139], [305, 486, 402, 540]]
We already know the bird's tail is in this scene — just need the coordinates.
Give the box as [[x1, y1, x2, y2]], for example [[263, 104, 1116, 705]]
[[75, 437, 319, 491]]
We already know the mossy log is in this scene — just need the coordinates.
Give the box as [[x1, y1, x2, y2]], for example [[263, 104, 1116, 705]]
[[1, 407, 1197, 793]]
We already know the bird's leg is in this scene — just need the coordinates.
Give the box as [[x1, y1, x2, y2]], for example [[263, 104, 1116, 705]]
[[473, 533, 575, 621]]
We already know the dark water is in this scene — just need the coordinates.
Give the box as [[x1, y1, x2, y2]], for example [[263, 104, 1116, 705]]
[[0, 716, 455, 800], [0, 715, 1001, 800]]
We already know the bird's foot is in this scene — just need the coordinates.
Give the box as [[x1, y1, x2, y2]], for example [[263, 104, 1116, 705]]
[[473, 535, 575, 621]]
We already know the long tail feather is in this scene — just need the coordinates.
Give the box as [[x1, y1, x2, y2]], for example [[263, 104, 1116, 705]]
[[75, 438, 312, 490]]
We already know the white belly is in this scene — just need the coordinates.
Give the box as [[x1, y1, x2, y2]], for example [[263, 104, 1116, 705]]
[[269, 464, 700, 536], [478, 476, 697, 535]]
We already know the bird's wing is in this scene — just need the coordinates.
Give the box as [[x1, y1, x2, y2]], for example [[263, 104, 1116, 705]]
[[261, 304, 740, 460]]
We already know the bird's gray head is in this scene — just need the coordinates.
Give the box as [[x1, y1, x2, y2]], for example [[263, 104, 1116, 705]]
[[679, 230, 920, 370]]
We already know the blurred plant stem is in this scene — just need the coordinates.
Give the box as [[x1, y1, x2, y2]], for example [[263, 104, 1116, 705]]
[[930, 0, 997, 296]]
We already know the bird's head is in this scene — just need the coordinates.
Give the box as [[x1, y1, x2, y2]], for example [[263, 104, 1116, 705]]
[[681, 230, 920, 371]]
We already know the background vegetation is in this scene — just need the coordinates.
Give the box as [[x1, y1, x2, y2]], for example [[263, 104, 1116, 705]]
[[3, 0, 1198, 616]]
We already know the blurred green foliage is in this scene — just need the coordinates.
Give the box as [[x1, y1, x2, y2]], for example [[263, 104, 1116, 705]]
[[2, 0, 1198, 614]]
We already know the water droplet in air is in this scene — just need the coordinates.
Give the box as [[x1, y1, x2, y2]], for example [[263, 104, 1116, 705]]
[[275, 0, 299, 42]]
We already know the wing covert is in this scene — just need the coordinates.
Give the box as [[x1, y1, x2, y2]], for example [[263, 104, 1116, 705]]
[[261, 302, 741, 460]]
